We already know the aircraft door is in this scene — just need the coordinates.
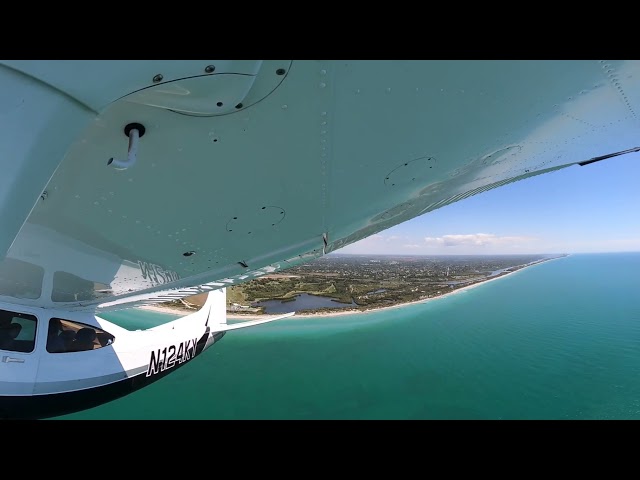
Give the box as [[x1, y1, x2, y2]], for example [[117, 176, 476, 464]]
[[0, 309, 40, 395]]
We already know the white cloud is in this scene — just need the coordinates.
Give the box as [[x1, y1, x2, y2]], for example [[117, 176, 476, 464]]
[[424, 233, 535, 248], [337, 232, 542, 255]]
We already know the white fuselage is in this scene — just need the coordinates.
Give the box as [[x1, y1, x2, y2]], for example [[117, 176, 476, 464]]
[[0, 292, 223, 419]]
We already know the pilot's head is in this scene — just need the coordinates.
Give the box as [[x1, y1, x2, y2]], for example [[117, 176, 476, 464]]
[[7, 323, 21, 339], [49, 318, 62, 334]]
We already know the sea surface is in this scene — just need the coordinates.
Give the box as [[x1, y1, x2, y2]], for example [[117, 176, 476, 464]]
[[58, 252, 640, 419]]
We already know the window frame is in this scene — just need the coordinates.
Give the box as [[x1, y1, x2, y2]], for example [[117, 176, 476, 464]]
[[46, 318, 115, 354], [0, 309, 38, 354]]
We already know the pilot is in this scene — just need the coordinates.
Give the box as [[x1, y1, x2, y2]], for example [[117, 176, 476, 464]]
[[47, 319, 65, 353], [0, 323, 22, 350], [70, 328, 97, 352]]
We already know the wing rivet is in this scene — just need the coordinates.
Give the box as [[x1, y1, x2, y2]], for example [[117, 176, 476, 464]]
[[152, 74, 163, 83], [205, 65, 215, 74]]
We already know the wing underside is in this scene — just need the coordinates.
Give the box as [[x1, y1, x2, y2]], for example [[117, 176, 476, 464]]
[[0, 60, 638, 311]]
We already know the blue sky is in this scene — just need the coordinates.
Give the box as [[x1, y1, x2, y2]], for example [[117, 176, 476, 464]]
[[336, 153, 640, 255]]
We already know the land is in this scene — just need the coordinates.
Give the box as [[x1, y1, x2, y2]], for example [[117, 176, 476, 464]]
[[148, 253, 568, 318]]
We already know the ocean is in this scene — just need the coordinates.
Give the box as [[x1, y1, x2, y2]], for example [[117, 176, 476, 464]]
[[57, 252, 640, 419]]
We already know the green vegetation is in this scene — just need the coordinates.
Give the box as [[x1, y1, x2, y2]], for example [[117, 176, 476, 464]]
[[224, 254, 567, 315], [226, 287, 247, 305]]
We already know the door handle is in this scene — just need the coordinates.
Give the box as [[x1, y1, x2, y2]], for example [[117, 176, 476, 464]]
[[2, 356, 24, 363]]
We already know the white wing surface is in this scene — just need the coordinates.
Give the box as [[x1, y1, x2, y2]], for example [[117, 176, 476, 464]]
[[0, 60, 636, 312]]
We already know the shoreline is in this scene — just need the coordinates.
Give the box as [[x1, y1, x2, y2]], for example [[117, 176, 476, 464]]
[[139, 256, 567, 320]]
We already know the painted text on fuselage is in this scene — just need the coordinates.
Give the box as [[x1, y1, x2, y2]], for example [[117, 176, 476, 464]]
[[146, 338, 198, 377]]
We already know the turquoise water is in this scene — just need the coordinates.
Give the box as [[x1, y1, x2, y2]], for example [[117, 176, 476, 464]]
[[59, 252, 640, 419]]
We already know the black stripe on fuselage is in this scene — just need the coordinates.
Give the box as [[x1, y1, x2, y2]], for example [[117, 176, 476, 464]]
[[0, 330, 223, 420]]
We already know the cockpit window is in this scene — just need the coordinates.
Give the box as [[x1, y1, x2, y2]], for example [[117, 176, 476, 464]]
[[0, 309, 37, 353], [46, 318, 115, 354], [51, 271, 111, 302]]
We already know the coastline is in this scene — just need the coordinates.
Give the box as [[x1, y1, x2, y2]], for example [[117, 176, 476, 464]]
[[139, 256, 567, 320]]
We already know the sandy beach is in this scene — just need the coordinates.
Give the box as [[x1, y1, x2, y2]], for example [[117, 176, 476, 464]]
[[139, 256, 565, 320]]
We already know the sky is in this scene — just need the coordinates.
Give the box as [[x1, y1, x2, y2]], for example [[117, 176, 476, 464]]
[[335, 152, 640, 255]]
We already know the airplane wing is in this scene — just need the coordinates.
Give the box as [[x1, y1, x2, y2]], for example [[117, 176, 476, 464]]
[[0, 60, 637, 313]]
